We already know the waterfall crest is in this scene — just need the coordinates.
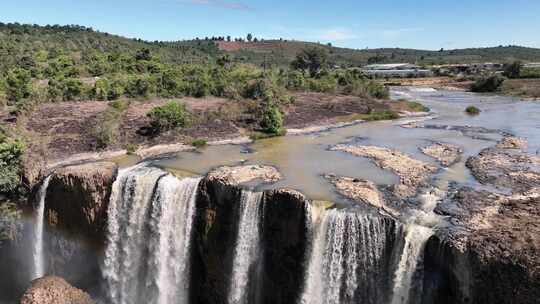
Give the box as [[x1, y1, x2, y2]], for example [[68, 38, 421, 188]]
[[103, 165, 201, 304], [300, 208, 401, 304], [32, 175, 51, 279], [228, 190, 264, 304]]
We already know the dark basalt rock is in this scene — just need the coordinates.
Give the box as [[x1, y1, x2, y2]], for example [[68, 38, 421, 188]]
[[189, 178, 311, 304], [426, 186, 540, 304], [260, 188, 310, 304], [189, 177, 244, 304]]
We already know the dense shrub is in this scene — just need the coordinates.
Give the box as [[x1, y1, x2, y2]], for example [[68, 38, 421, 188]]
[[0, 128, 25, 193], [503, 61, 522, 79], [471, 75, 505, 92], [260, 102, 284, 134], [465, 106, 481, 115], [147, 101, 190, 132], [361, 110, 399, 121], [5, 68, 32, 102]]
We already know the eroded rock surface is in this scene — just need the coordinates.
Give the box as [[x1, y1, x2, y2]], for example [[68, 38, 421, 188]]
[[20, 276, 95, 304], [45, 161, 118, 239], [331, 144, 437, 198], [207, 164, 281, 185], [425, 137, 540, 304], [466, 146, 540, 194], [496, 136, 528, 150], [421, 142, 462, 166], [324, 174, 400, 218]]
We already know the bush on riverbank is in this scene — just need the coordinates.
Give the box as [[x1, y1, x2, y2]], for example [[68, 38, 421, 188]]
[[260, 102, 284, 135], [147, 101, 190, 132], [471, 75, 505, 92]]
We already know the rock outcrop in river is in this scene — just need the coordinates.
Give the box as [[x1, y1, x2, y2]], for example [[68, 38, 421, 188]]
[[331, 144, 437, 198]]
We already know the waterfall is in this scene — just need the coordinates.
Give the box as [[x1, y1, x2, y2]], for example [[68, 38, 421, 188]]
[[390, 224, 433, 304], [32, 175, 51, 280], [103, 165, 201, 304], [228, 190, 264, 304], [390, 188, 441, 304], [300, 208, 400, 304]]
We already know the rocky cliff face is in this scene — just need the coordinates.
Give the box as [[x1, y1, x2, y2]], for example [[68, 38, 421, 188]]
[[20, 276, 95, 304], [45, 161, 118, 240], [27, 138, 540, 304], [189, 174, 310, 304], [424, 139, 540, 304]]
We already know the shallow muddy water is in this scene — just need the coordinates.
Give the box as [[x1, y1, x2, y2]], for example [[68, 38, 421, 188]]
[[154, 87, 540, 202]]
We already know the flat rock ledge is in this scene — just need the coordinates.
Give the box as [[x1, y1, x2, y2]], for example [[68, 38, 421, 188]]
[[20, 276, 95, 304], [207, 164, 282, 185], [331, 144, 437, 198], [324, 174, 399, 217], [496, 136, 528, 150], [466, 140, 540, 194], [420, 142, 463, 166]]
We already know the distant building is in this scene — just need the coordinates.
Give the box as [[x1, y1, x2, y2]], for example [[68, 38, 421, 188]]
[[362, 63, 433, 78], [433, 63, 503, 75], [524, 63, 540, 69]]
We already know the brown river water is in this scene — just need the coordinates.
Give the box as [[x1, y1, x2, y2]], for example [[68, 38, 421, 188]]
[[151, 87, 540, 202]]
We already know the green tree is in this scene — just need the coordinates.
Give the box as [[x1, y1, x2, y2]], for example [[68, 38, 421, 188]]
[[503, 61, 522, 79], [5, 68, 32, 103], [0, 129, 25, 193], [291, 47, 329, 77], [247, 33, 253, 42], [260, 102, 283, 134]]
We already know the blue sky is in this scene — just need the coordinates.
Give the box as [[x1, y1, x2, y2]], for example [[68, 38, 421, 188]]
[[2, 0, 540, 50]]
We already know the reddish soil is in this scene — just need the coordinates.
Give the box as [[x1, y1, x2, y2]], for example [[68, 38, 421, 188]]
[[18, 92, 405, 159], [216, 41, 287, 52]]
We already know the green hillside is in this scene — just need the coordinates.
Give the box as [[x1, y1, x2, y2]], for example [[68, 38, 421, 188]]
[[2, 22, 540, 74]]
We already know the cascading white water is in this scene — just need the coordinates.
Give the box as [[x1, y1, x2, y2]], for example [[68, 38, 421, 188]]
[[103, 165, 201, 304], [390, 188, 441, 304], [228, 190, 264, 304], [300, 208, 397, 304], [390, 224, 433, 304], [32, 175, 51, 280]]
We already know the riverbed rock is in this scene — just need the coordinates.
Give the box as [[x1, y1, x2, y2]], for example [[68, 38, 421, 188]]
[[331, 144, 437, 198], [425, 138, 540, 303], [45, 161, 118, 239], [19, 276, 95, 304], [324, 174, 400, 217], [466, 146, 540, 194], [421, 142, 462, 166], [207, 164, 282, 186], [426, 186, 540, 304], [496, 136, 528, 150]]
